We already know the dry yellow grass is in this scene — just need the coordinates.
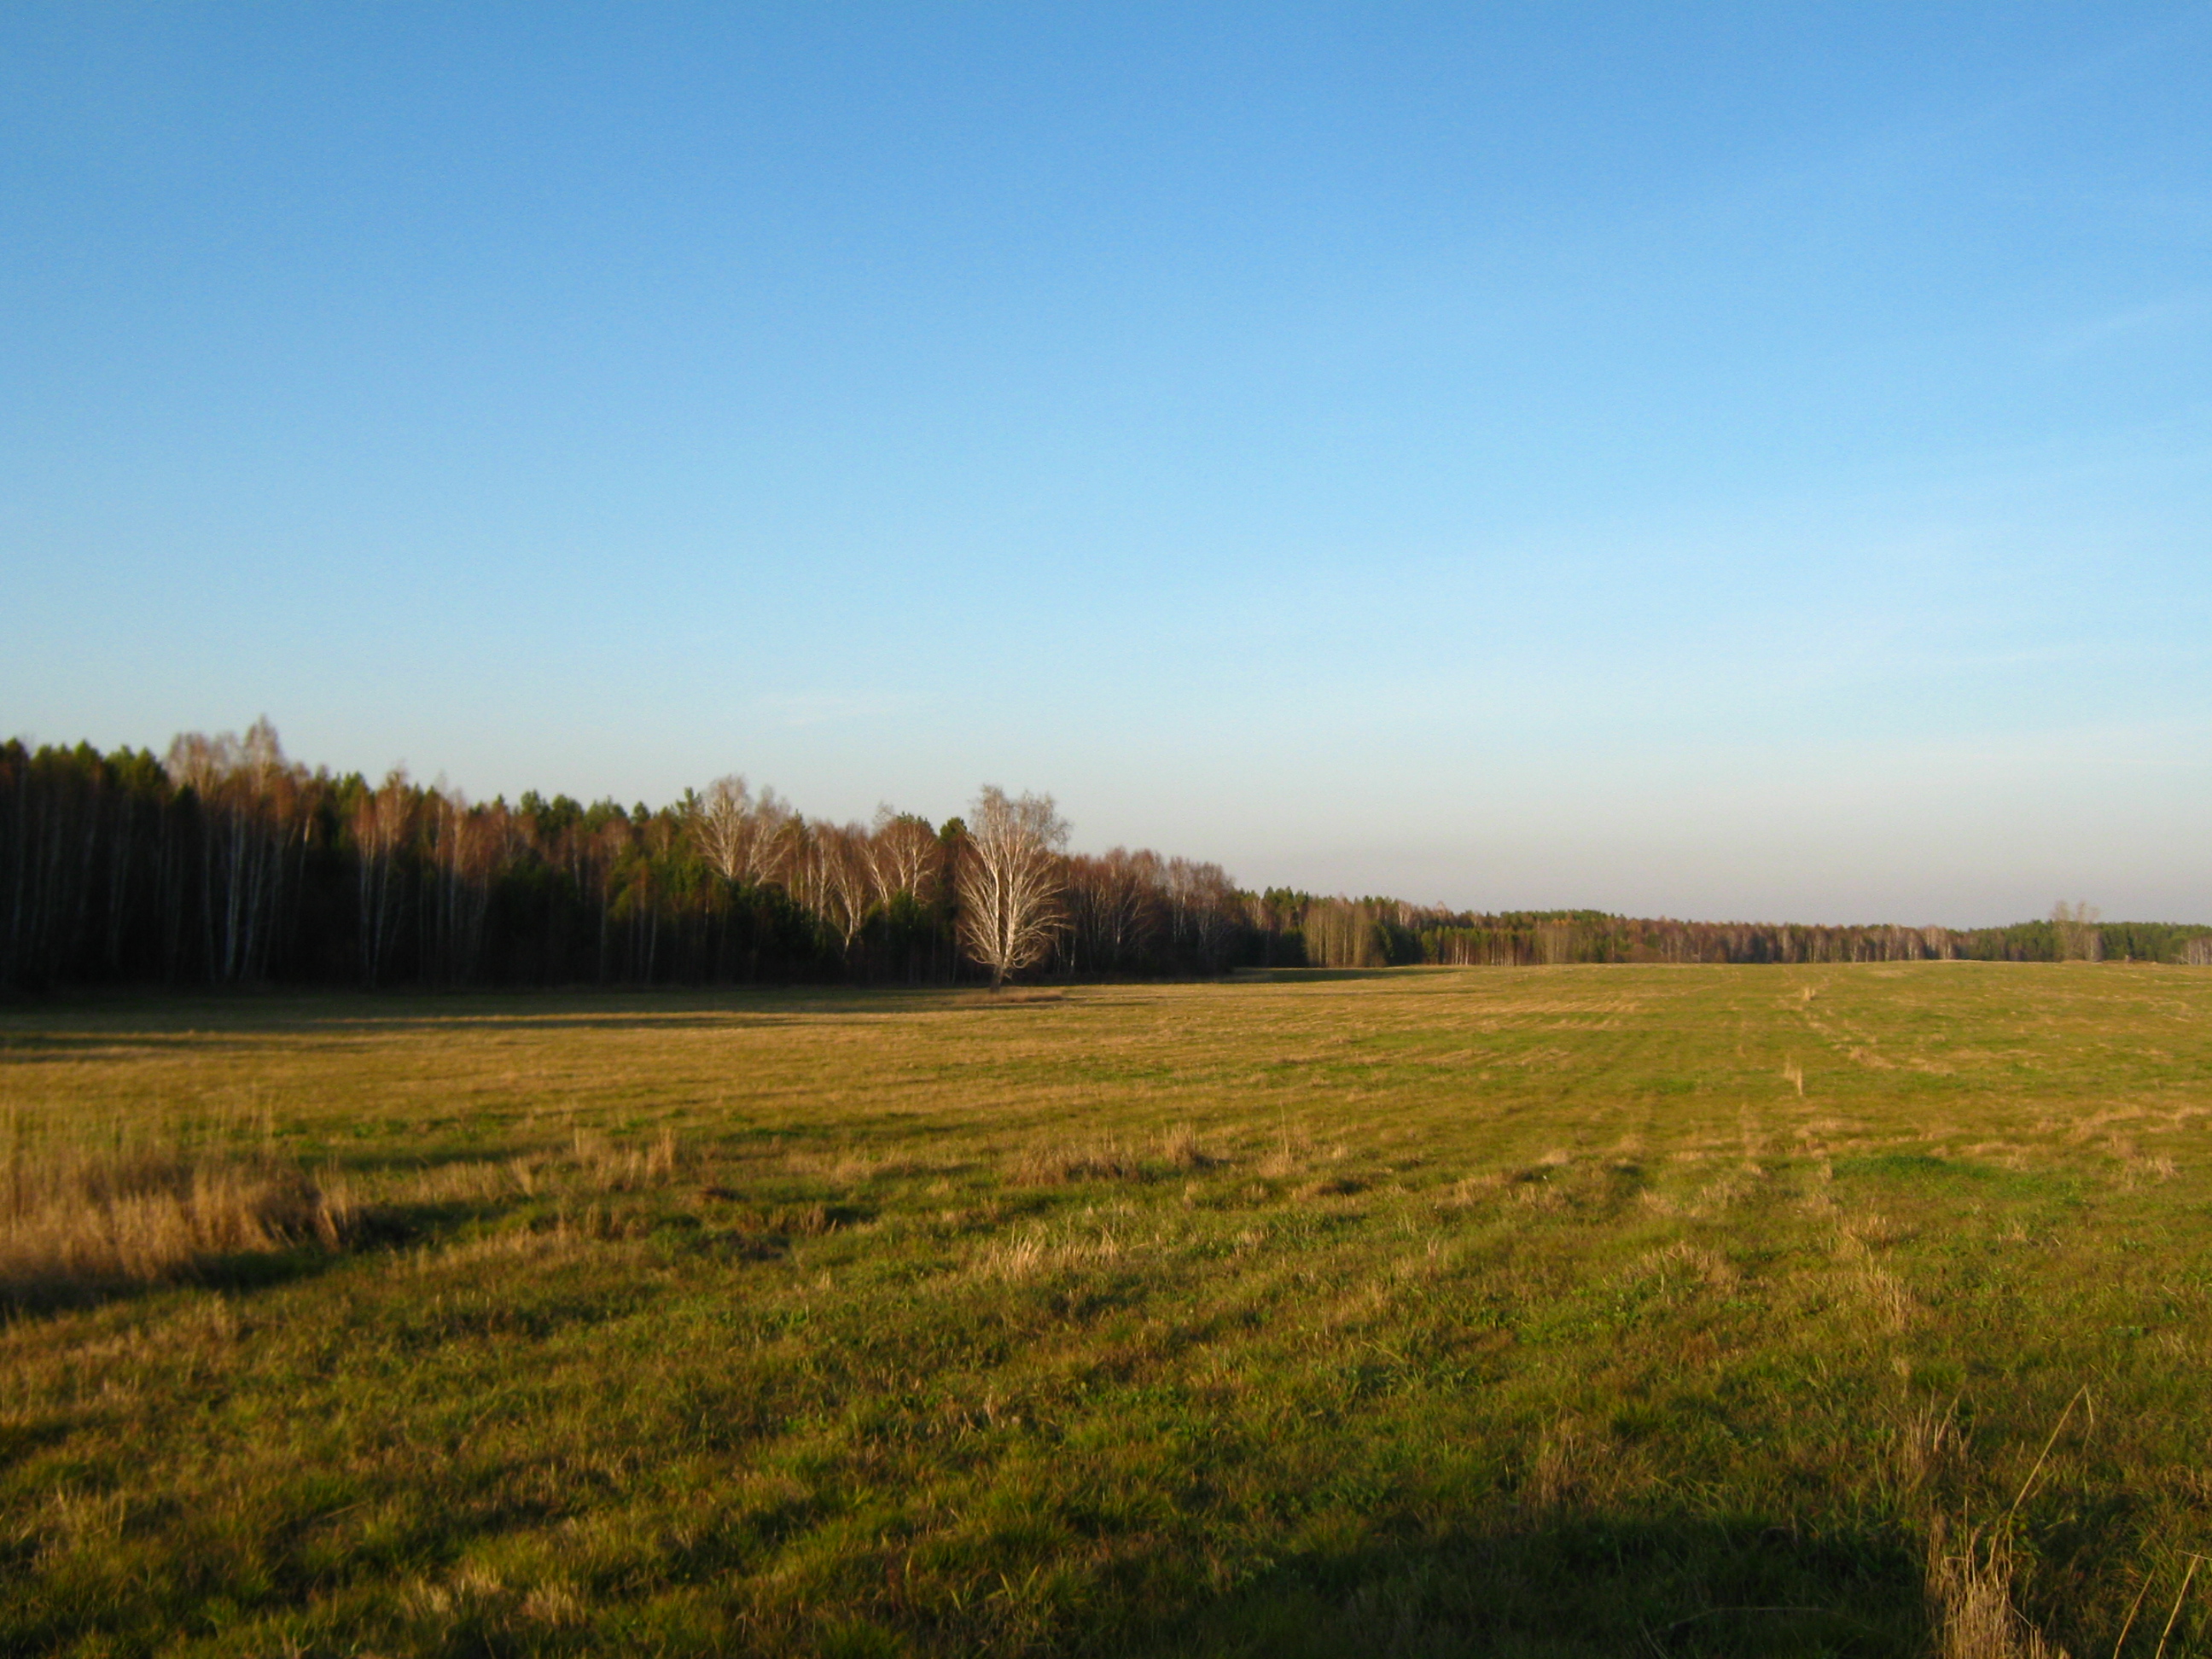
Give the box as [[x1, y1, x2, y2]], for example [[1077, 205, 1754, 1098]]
[[1930, 1526, 2070, 1659], [1, 1109, 357, 1297]]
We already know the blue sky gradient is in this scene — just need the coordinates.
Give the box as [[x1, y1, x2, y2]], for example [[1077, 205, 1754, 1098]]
[[5, 4, 2209, 923]]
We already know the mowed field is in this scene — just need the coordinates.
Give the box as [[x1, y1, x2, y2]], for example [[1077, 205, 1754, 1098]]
[[3, 966, 2209, 1657]]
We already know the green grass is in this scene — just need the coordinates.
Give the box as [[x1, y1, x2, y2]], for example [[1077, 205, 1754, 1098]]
[[3, 963, 2210, 1656]]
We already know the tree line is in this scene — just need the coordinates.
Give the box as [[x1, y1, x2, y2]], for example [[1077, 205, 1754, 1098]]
[[3, 724, 2205, 994], [1268, 898, 2210, 969]]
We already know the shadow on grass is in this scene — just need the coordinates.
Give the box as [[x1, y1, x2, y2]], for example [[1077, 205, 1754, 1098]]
[[0, 984, 1074, 1044], [1232, 967, 1454, 985], [1129, 1512, 1929, 1658], [1, 1248, 331, 1319], [1831, 1152, 2076, 1203], [0, 1210, 419, 1320]]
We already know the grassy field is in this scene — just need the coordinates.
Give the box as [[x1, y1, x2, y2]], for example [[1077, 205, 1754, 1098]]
[[2, 964, 2209, 1656]]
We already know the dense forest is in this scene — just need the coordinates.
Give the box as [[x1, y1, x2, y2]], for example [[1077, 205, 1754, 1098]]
[[3, 724, 2206, 995]]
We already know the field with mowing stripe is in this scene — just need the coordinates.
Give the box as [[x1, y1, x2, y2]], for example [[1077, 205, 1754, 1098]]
[[3, 964, 2210, 1656]]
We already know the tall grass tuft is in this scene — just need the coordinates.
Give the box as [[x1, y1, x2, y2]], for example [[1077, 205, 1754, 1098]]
[[0, 1109, 357, 1301], [1928, 1524, 2069, 1659], [568, 1125, 678, 1189], [1157, 1123, 1217, 1170], [1923, 1388, 2096, 1658]]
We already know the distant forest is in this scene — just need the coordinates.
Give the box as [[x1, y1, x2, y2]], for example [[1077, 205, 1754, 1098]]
[[4, 724, 2208, 995]]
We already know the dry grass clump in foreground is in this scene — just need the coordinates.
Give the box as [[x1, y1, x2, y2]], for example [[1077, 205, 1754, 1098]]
[[1930, 1528, 2069, 1659], [0, 1110, 358, 1301], [1, 964, 2210, 1656]]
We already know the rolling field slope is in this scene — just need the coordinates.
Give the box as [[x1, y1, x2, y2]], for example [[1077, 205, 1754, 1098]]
[[3, 965, 2209, 1656]]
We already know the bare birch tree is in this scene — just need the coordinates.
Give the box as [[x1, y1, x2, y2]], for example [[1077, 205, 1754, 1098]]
[[955, 786, 1068, 987], [1303, 898, 1382, 969], [867, 806, 943, 906], [423, 788, 500, 987], [164, 718, 302, 983], [690, 775, 799, 887], [692, 775, 753, 882], [1536, 919, 1574, 965], [354, 770, 411, 988], [749, 789, 800, 886], [2052, 900, 2102, 962], [1164, 856, 1238, 971], [815, 821, 876, 958], [786, 820, 827, 920]]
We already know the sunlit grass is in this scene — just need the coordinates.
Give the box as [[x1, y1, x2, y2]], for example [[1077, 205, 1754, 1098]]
[[2, 964, 2209, 1655]]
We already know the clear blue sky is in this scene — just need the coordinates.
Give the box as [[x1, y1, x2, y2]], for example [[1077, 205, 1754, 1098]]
[[5, 4, 2209, 924]]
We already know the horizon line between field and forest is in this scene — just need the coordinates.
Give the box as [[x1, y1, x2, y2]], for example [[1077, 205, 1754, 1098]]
[[4, 721, 2208, 998]]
